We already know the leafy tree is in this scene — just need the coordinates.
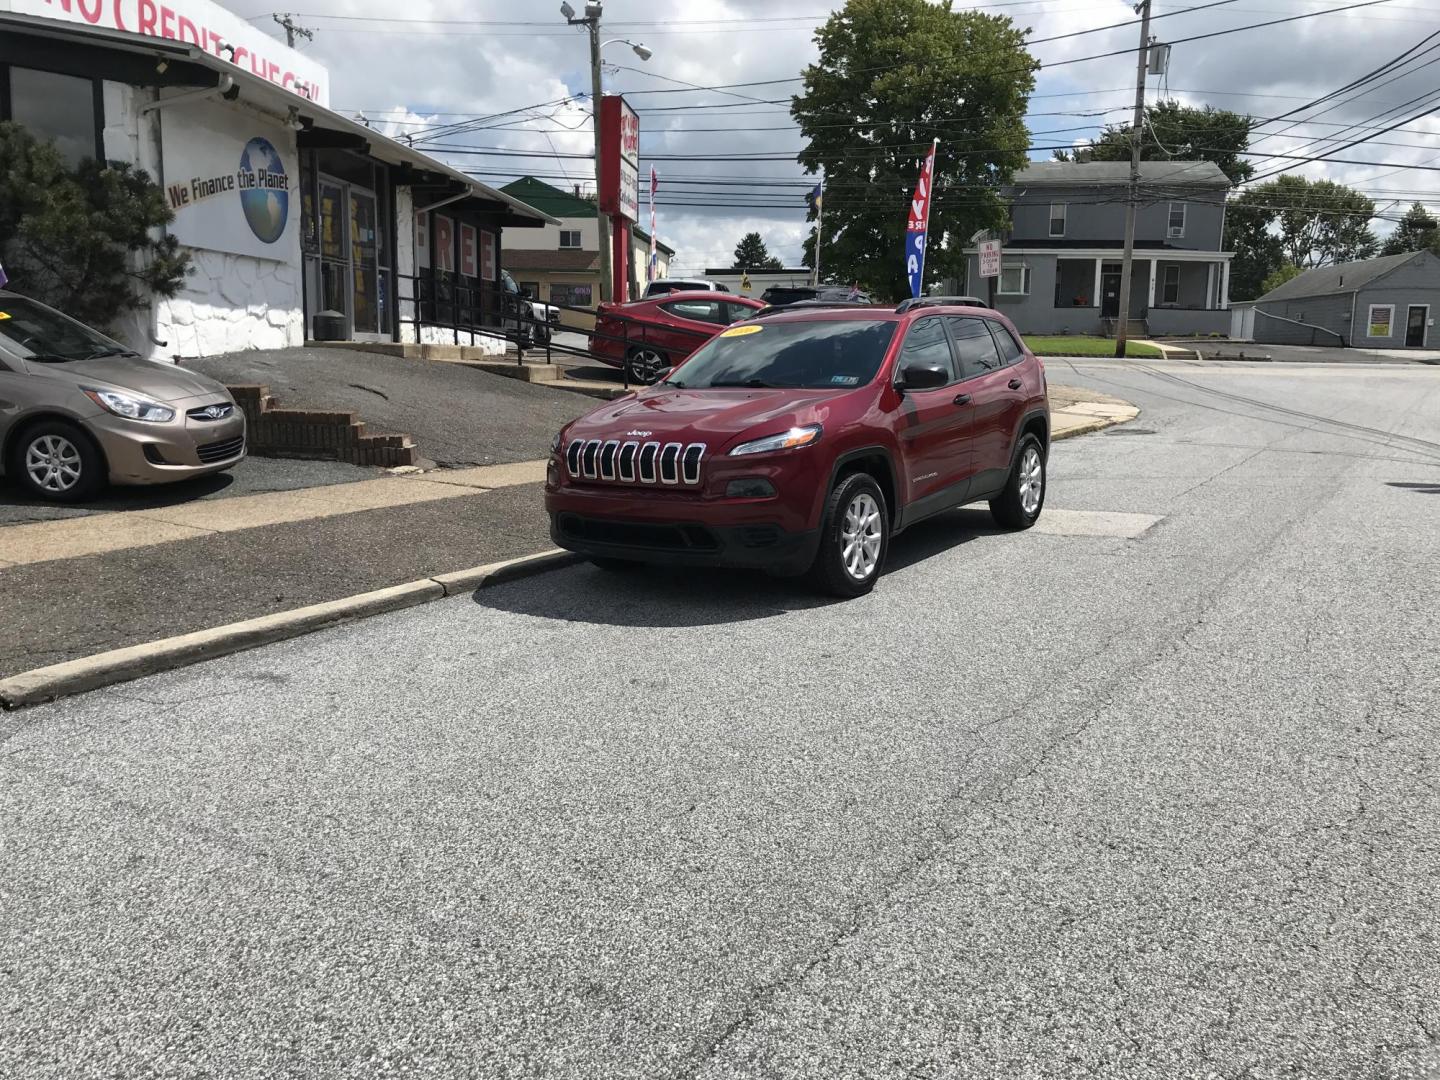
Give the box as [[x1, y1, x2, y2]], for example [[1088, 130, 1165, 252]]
[[0, 122, 189, 332], [792, 0, 1037, 299], [732, 231, 783, 270], [1379, 202, 1440, 256], [1259, 263, 1303, 295], [1054, 101, 1255, 186], [1225, 175, 1377, 300]]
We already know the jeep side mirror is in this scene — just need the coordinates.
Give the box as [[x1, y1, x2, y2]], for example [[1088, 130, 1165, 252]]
[[900, 364, 948, 390]]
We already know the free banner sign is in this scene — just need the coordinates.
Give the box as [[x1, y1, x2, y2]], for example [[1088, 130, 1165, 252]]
[[160, 98, 298, 261], [979, 239, 1002, 278]]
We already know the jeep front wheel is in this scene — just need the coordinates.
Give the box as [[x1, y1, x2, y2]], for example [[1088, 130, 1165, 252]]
[[808, 472, 888, 598], [990, 434, 1046, 529]]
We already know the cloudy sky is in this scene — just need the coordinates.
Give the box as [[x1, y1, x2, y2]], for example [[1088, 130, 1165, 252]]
[[228, 0, 1439, 272]]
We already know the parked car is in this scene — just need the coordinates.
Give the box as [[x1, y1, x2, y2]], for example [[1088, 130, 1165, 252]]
[[547, 298, 1050, 597], [500, 269, 552, 345], [761, 284, 873, 307], [643, 278, 731, 298], [0, 290, 245, 503], [590, 292, 766, 384]]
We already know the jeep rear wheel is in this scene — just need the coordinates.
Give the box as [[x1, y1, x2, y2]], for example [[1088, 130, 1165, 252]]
[[807, 472, 888, 598], [990, 434, 1046, 529]]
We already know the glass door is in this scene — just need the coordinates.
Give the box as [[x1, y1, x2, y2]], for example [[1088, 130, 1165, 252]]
[[318, 179, 349, 322], [350, 187, 380, 337]]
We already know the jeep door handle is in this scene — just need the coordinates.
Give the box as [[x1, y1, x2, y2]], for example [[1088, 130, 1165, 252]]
[[1008, 378, 1023, 390], [953, 393, 972, 406]]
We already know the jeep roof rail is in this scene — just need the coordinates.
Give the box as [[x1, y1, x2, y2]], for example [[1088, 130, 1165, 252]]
[[753, 300, 877, 317], [894, 295, 989, 313]]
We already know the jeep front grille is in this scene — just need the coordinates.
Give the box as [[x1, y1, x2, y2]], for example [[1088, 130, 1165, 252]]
[[567, 439, 705, 486]]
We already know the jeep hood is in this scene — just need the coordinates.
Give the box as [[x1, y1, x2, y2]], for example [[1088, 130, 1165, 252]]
[[568, 386, 850, 448]]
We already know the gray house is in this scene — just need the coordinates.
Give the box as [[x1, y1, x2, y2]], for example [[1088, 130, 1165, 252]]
[[962, 161, 1234, 336], [1231, 250, 1439, 349]]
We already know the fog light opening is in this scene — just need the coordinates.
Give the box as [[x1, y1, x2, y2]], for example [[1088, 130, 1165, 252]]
[[726, 477, 776, 498]]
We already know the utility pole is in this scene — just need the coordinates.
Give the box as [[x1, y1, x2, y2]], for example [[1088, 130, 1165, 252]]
[[813, 169, 824, 287], [587, 19, 612, 303], [273, 13, 313, 49], [1113, 0, 1152, 359]]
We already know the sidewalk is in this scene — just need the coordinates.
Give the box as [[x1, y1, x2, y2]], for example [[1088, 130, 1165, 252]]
[[0, 383, 1133, 682]]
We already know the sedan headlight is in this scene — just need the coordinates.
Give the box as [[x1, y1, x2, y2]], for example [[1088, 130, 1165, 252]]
[[83, 388, 175, 423], [728, 424, 822, 457]]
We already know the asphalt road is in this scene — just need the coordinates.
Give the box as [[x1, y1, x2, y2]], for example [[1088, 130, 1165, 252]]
[[4, 359, 1440, 1079]]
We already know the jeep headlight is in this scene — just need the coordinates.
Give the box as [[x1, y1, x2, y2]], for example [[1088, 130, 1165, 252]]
[[551, 429, 564, 453], [728, 424, 822, 456]]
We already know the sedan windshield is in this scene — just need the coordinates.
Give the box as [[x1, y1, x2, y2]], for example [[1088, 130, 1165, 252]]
[[668, 319, 897, 390], [0, 295, 132, 362]]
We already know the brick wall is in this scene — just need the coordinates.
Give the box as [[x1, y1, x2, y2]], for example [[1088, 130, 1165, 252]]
[[228, 385, 418, 468]]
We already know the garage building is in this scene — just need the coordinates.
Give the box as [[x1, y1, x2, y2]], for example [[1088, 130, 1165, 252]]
[[1233, 250, 1438, 349]]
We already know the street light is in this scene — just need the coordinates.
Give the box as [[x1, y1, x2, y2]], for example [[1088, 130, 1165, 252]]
[[561, 1, 652, 303]]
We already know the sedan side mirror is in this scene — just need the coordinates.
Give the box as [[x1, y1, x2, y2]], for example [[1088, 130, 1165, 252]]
[[900, 363, 949, 390]]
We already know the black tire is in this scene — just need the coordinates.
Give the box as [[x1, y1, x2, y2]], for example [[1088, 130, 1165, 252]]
[[625, 345, 670, 386], [589, 556, 642, 572], [806, 472, 889, 598], [9, 419, 106, 503], [990, 433, 1046, 530]]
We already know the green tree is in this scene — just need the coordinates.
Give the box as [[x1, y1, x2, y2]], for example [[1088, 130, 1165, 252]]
[[0, 122, 189, 332], [1379, 201, 1440, 256], [1259, 262, 1303, 295], [1225, 175, 1377, 300], [733, 231, 783, 270], [1054, 101, 1255, 186], [792, 0, 1037, 299]]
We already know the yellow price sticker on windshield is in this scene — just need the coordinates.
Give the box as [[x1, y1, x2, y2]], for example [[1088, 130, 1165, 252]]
[[0, 312, 10, 321], [719, 324, 763, 337]]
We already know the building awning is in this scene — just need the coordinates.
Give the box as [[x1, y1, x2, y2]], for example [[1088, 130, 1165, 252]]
[[0, 10, 559, 227]]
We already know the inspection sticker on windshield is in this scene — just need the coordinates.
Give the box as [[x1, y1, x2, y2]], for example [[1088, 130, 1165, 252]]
[[830, 374, 860, 385], [719, 324, 763, 337]]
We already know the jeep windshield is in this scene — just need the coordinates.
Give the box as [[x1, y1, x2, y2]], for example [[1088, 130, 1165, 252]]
[[0, 294, 134, 363], [665, 319, 897, 390]]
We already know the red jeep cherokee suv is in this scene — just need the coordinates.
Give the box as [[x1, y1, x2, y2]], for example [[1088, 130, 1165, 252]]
[[545, 299, 1050, 597]]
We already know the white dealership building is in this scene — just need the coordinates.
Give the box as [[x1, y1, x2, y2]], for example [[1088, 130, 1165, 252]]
[[0, 0, 554, 360]]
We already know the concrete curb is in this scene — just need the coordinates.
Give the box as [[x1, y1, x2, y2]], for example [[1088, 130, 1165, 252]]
[[0, 549, 581, 711]]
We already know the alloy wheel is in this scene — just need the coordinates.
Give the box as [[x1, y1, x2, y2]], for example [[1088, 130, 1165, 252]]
[[628, 349, 667, 384], [25, 434, 83, 494], [1019, 446, 1043, 515], [840, 491, 883, 581]]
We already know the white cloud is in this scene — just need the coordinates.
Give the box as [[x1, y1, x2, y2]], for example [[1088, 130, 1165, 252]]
[[230, 0, 1440, 258]]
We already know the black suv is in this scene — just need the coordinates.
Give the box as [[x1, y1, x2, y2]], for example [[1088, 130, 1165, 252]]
[[761, 285, 874, 307]]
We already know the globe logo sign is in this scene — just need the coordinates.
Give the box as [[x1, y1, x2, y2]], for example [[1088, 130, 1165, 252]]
[[238, 137, 289, 244]]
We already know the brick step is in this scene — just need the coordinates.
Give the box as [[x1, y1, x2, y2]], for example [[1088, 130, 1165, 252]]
[[228, 384, 418, 468]]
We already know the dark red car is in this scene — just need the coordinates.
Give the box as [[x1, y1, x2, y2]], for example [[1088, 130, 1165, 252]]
[[546, 299, 1051, 597], [591, 292, 766, 385]]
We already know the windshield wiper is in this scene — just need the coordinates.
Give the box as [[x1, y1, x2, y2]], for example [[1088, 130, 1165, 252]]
[[659, 378, 685, 388], [708, 378, 781, 388], [21, 352, 81, 364], [85, 346, 140, 359]]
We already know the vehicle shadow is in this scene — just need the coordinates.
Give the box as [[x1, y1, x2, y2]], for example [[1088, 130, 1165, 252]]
[[471, 505, 1001, 628], [0, 471, 236, 517], [1386, 481, 1440, 495]]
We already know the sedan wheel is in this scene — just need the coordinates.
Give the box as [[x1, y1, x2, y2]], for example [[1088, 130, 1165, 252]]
[[626, 347, 669, 385], [12, 421, 104, 503]]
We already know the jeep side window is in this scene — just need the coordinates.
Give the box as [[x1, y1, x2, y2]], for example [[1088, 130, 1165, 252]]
[[988, 321, 1026, 366], [898, 317, 955, 383], [946, 317, 1003, 379]]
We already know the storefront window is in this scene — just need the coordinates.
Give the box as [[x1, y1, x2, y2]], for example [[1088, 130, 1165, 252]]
[[6, 66, 99, 168], [551, 283, 593, 307]]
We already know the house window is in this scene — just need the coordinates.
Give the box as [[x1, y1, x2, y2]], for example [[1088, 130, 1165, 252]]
[[1367, 304, 1394, 338], [4, 65, 103, 168], [1162, 265, 1180, 305], [1168, 202, 1187, 238], [558, 229, 582, 249], [998, 263, 1031, 296], [551, 282, 593, 307], [1049, 203, 1067, 237]]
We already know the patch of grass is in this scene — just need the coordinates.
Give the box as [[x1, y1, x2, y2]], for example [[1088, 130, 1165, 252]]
[[1023, 335, 1164, 358]]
